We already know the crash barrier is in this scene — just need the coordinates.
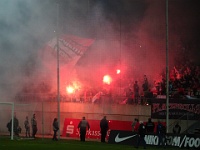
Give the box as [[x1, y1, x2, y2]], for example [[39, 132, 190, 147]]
[[108, 130, 200, 149]]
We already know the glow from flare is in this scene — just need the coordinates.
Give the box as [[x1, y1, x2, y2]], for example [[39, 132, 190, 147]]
[[103, 75, 112, 85], [66, 86, 74, 94], [116, 69, 121, 74]]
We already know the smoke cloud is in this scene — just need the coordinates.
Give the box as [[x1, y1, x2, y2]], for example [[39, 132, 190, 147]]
[[0, 0, 200, 101], [0, 0, 57, 100]]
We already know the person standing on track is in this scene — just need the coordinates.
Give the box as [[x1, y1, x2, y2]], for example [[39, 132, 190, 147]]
[[24, 116, 30, 138], [78, 116, 90, 142], [100, 116, 109, 142], [31, 114, 37, 138], [52, 118, 59, 141], [135, 121, 146, 149]]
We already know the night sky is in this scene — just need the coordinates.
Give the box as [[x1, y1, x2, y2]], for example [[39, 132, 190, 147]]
[[0, 0, 200, 100]]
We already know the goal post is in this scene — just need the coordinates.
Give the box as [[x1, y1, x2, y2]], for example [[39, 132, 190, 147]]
[[0, 102, 38, 140], [0, 102, 14, 140]]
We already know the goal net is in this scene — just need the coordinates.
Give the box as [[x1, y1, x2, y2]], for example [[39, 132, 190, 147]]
[[0, 102, 38, 140]]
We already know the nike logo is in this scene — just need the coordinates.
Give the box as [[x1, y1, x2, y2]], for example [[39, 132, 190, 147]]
[[115, 133, 137, 143]]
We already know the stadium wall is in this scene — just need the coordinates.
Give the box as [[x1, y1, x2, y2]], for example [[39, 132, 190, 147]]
[[0, 102, 197, 136], [0, 102, 151, 136]]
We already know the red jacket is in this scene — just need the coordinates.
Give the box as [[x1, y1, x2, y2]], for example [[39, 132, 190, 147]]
[[134, 122, 140, 132]]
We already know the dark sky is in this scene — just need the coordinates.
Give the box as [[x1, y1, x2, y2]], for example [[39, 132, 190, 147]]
[[58, 0, 200, 63], [0, 0, 200, 100]]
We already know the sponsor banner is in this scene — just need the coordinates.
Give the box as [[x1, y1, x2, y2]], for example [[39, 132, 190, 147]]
[[151, 99, 200, 120], [108, 130, 138, 146], [62, 118, 132, 139], [108, 130, 200, 149]]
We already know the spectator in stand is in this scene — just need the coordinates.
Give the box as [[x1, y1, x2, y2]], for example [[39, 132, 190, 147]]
[[126, 88, 133, 104], [133, 81, 140, 104], [142, 75, 149, 104], [135, 121, 146, 149], [160, 78, 166, 95], [173, 122, 181, 134], [142, 75, 149, 94], [132, 118, 140, 132], [145, 118, 155, 134], [177, 83, 185, 96], [192, 78, 199, 97], [78, 116, 90, 142], [169, 79, 174, 96], [100, 116, 109, 142]]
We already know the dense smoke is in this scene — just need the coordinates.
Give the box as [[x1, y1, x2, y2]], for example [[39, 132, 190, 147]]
[[76, 0, 200, 90], [0, 0, 57, 100], [0, 0, 200, 101], [76, 0, 165, 88]]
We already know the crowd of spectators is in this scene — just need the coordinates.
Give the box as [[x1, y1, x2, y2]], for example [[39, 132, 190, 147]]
[[151, 61, 200, 99], [168, 62, 200, 98], [15, 61, 200, 104], [124, 61, 200, 104]]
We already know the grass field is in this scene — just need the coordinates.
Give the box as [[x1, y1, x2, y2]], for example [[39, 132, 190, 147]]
[[0, 136, 181, 150]]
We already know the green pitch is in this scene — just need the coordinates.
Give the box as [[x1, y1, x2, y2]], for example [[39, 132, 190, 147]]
[[0, 136, 180, 150]]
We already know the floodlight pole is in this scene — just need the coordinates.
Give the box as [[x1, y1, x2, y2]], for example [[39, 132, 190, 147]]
[[11, 103, 14, 140], [56, 1, 61, 140], [119, 12, 122, 99], [42, 99, 44, 140], [165, 0, 169, 133]]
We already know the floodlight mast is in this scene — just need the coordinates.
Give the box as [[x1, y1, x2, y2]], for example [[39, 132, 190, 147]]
[[165, 0, 169, 133], [56, 1, 61, 140]]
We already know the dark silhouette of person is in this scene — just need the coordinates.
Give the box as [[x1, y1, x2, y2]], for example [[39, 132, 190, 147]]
[[24, 116, 30, 137], [156, 121, 166, 148], [100, 116, 109, 142], [8, 114, 20, 136], [132, 118, 140, 132], [6, 121, 11, 136], [52, 118, 59, 141], [173, 122, 181, 134], [127, 88, 133, 104], [135, 121, 146, 149], [31, 114, 37, 138], [142, 75, 149, 104], [134, 81, 140, 104], [160, 78, 166, 95], [142, 75, 149, 93], [14, 114, 19, 136], [145, 118, 155, 134], [78, 116, 90, 141]]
